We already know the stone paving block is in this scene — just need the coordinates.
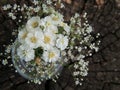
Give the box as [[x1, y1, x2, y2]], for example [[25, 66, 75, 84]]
[[109, 40, 120, 52], [116, 30, 120, 38], [0, 80, 13, 90], [89, 63, 104, 71], [15, 82, 45, 90], [64, 86, 74, 90], [10, 75, 26, 85], [93, 52, 104, 63], [111, 84, 120, 90], [101, 34, 117, 48], [45, 81, 62, 90]]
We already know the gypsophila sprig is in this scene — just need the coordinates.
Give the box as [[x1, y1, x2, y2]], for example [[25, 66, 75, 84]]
[[1, 0, 100, 85]]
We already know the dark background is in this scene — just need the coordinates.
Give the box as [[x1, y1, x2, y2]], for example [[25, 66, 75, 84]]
[[0, 0, 120, 90]]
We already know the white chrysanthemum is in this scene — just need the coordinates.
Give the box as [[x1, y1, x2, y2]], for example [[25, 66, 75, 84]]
[[39, 16, 53, 31], [25, 30, 44, 48], [18, 28, 28, 43], [50, 13, 63, 25], [59, 22, 70, 34], [45, 25, 58, 34], [26, 16, 41, 31], [17, 45, 35, 62], [40, 14, 63, 29], [56, 34, 68, 50], [44, 16, 55, 28], [42, 47, 60, 63], [42, 31, 56, 49]]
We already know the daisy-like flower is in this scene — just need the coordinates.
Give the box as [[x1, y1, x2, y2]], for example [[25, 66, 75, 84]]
[[40, 14, 63, 29], [17, 45, 35, 62], [56, 34, 68, 50], [45, 25, 58, 34], [44, 16, 53, 28], [25, 30, 44, 48], [18, 28, 28, 43], [50, 13, 63, 25], [42, 31, 56, 49], [39, 16, 53, 30], [42, 47, 60, 63], [26, 16, 41, 31]]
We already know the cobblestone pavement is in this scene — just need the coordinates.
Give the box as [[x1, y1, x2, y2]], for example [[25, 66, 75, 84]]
[[0, 0, 120, 90]]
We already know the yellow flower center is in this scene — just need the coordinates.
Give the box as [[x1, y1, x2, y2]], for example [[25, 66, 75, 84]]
[[44, 35, 51, 44], [49, 52, 55, 59], [52, 16, 59, 21], [32, 21, 39, 28], [61, 39, 64, 44], [30, 37, 37, 43], [46, 22, 51, 27], [23, 50, 27, 55], [60, 22, 65, 27], [22, 32, 27, 39]]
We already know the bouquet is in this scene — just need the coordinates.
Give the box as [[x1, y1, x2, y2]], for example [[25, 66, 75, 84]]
[[1, 0, 100, 85]]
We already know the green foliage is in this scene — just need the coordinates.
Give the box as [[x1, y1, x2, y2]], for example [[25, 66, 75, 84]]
[[34, 47, 43, 57], [0, 0, 8, 5], [58, 26, 64, 34]]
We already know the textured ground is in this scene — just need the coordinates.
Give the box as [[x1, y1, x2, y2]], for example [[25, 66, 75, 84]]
[[0, 0, 120, 90]]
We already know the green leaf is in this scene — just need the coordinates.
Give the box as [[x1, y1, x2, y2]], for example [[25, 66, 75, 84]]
[[58, 26, 64, 34], [34, 47, 43, 57], [38, 10, 44, 17]]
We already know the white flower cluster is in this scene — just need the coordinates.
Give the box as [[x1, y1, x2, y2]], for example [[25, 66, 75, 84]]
[[73, 59, 89, 85], [17, 13, 70, 63], [1, 0, 100, 85]]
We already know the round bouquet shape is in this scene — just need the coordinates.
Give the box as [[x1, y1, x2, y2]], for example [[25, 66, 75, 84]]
[[2, 0, 100, 85], [12, 12, 70, 83]]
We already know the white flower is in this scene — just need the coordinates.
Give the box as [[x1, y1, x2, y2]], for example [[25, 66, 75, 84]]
[[43, 16, 54, 28], [86, 25, 93, 33], [50, 13, 63, 25], [42, 47, 60, 63], [25, 30, 44, 48], [2, 59, 8, 65], [8, 12, 13, 17], [3, 6, 7, 10], [42, 31, 56, 49], [42, 4, 55, 13], [26, 16, 41, 31], [34, 6, 40, 12], [75, 80, 80, 85], [3, 4, 11, 10], [17, 45, 35, 62], [18, 28, 28, 43], [73, 71, 79, 76], [39, 16, 52, 29], [13, 4, 17, 10], [74, 13, 80, 18], [8, 12, 16, 20], [40, 14, 63, 29], [60, 3, 65, 8], [6, 4, 12, 9], [47, 0, 52, 4], [74, 64, 79, 69], [12, 16, 16, 20], [56, 34, 68, 50], [33, 0, 39, 5], [45, 25, 58, 34]]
